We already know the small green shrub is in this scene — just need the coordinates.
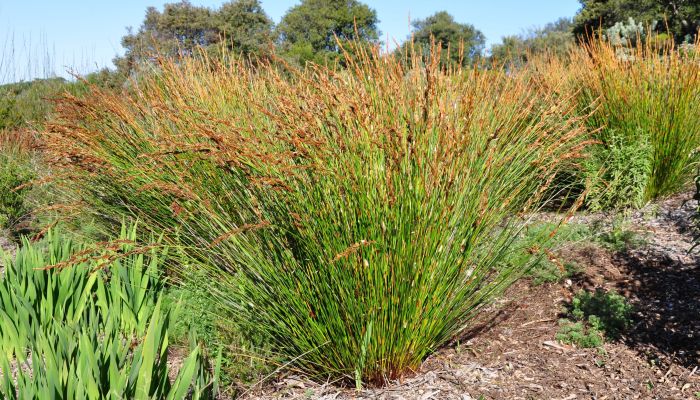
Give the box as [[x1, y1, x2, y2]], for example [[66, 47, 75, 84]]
[[0, 149, 34, 234], [164, 269, 282, 387], [556, 319, 604, 348], [557, 289, 632, 348], [571, 289, 633, 338], [0, 226, 220, 399], [0, 78, 70, 130], [531, 261, 581, 285], [506, 222, 588, 284], [166, 270, 221, 349], [594, 217, 646, 252], [585, 131, 652, 210]]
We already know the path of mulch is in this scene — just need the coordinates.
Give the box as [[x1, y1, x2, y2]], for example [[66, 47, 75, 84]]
[[245, 194, 699, 400]]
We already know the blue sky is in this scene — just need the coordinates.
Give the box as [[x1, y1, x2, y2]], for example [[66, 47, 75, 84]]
[[0, 0, 581, 82]]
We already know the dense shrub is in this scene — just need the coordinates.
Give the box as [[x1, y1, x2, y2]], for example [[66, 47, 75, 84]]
[[0, 227, 219, 398], [0, 78, 79, 237], [0, 78, 70, 130], [569, 289, 632, 338], [45, 45, 588, 384], [584, 131, 652, 210], [556, 319, 605, 348], [557, 288, 633, 348], [0, 130, 35, 234]]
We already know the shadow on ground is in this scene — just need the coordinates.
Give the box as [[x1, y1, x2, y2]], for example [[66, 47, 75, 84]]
[[614, 247, 700, 369]]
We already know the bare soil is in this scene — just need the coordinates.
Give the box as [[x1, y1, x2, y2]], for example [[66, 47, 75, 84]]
[[243, 194, 700, 400]]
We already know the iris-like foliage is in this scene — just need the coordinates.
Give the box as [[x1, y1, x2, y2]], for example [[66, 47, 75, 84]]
[[0, 227, 219, 399], [45, 44, 588, 384]]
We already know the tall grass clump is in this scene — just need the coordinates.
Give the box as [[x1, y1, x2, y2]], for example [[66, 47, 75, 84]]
[[546, 37, 700, 209], [45, 44, 589, 384]]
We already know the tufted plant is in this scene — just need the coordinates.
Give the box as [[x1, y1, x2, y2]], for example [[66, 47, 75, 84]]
[[45, 43, 589, 385]]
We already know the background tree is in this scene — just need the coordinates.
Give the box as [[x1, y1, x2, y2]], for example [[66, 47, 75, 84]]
[[407, 11, 485, 66], [276, 0, 380, 66], [118, 1, 214, 69], [115, 0, 273, 77], [214, 0, 274, 57], [572, 0, 700, 44], [490, 18, 574, 67]]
